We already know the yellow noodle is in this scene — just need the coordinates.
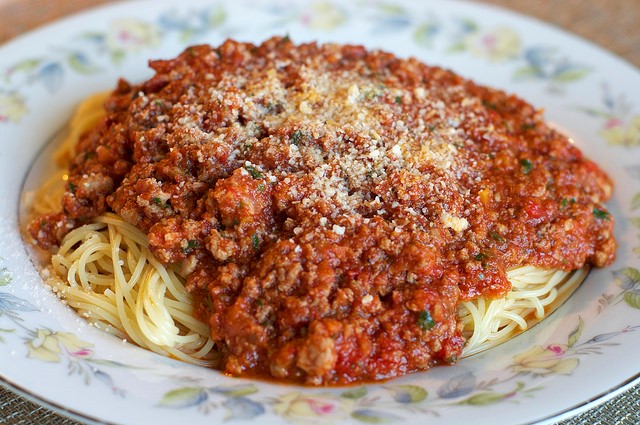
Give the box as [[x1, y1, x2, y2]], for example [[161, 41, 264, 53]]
[[460, 267, 587, 356], [45, 212, 217, 366]]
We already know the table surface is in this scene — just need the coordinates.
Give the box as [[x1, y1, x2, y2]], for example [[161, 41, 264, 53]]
[[1, 0, 639, 424]]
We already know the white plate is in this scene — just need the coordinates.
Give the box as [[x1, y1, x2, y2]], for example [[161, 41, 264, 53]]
[[1, 1, 639, 424]]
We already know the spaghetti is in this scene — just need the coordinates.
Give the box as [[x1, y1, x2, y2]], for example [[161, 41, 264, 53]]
[[44, 212, 217, 367]]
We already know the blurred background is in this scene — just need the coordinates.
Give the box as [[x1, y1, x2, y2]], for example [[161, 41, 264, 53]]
[[1, 0, 639, 68]]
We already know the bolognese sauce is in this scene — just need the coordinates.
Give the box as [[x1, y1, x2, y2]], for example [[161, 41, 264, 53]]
[[29, 37, 615, 385]]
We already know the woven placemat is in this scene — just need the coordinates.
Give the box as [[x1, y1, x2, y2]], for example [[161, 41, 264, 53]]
[[2, 381, 640, 424], [1, 0, 639, 424]]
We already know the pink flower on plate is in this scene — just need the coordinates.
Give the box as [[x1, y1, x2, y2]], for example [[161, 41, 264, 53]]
[[300, 2, 346, 31], [463, 26, 521, 62], [26, 329, 94, 362], [273, 392, 355, 425], [511, 344, 578, 376], [106, 19, 161, 58], [600, 115, 640, 147]]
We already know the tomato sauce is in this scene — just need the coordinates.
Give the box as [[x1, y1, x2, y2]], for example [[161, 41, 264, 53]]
[[29, 37, 615, 385]]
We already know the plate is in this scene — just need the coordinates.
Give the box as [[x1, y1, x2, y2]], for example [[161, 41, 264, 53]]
[[1, 1, 639, 424]]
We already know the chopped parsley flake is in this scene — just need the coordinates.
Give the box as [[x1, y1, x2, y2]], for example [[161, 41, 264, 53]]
[[482, 99, 497, 110], [560, 197, 576, 208], [182, 239, 199, 254], [417, 310, 435, 331], [593, 208, 610, 220], [474, 252, 488, 261], [252, 234, 260, 250], [519, 158, 533, 175], [290, 130, 304, 145], [244, 164, 263, 179], [489, 231, 505, 242]]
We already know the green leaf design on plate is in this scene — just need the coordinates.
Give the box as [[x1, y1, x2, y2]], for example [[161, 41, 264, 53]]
[[512, 66, 541, 79], [67, 53, 100, 74], [0, 267, 12, 286], [613, 268, 640, 289], [412, 23, 438, 47], [217, 383, 259, 397], [5, 58, 42, 81], [78, 31, 106, 42], [568, 316, 584, 347], [158, 387, 207, 408], [0, 328, 16, 343], [447, 42, 466, 53], [110, 49, 126, 66], [460, 391, 505, 406], [341, 386, 368, 399], [552, 67, 590, 83], [385, 384, 428, 403], [459, 17, 478, 32], [351, 409, 403, 423], [623, 292, 640, 309], [208, 6, 227, 27], [631, 193, 640, 211], [630, 216, 640, 229], [89, 358, 139, 368], [376, 3, 406, 15]]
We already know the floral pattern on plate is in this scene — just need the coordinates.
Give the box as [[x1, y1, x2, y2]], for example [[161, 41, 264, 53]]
[[1, 1, 639, 424], [1, 2, 598, 123], [2, 264, 637, 424]]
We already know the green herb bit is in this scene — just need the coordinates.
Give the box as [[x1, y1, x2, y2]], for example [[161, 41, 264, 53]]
[[593, 208, 610, 220], [474, 252, 488, 261], [152, 197, 163, 205], [489, 231, 505, 242], [394, 95, 403, 104], [482, 99, 497, 110], [203, 295, 214, 311], [560, 197, 576, 208], [290, 129, 304, 145], [244, 164, 263, 179], [521, 122, 536, 131], [182, 239, 199, 254], [364, 89, 379, 100], [257, 183, 265, 192], [252, 234, 260, 250], [417, 310, 435, 331], [519, 158, 533, 175], [68, 182, 76, 193]]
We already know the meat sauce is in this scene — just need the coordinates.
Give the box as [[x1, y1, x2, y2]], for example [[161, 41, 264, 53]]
[[29, 37, 616, 385]]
